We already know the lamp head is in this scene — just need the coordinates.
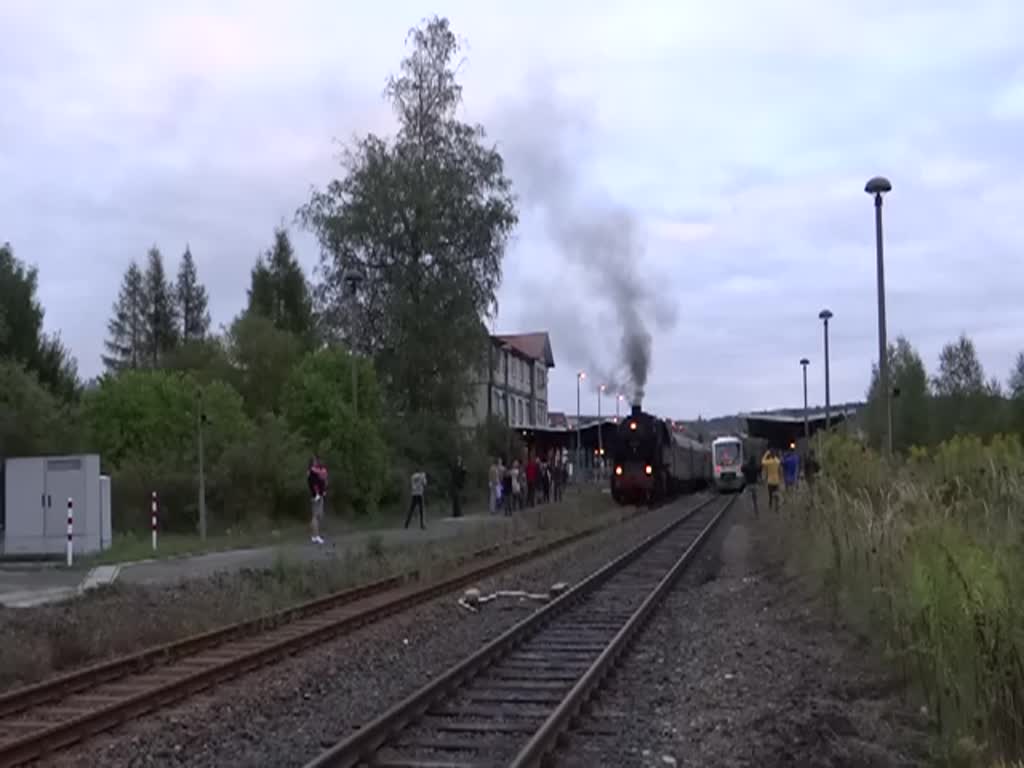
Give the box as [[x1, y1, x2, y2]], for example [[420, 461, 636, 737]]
[[818, 309, 833, 321], [800, 358, 810, 367], [864, 176, 892, 195]]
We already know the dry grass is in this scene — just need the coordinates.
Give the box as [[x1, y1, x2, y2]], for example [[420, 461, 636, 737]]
[[781, 434, 1024, 767], [0, 489, 621, 692]]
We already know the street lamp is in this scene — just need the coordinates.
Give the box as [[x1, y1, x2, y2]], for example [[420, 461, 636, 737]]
[[576, 371, 585, 489], [800, 358, 810, 442], [818, 309, 833, 430], [196, 387, 207, 541], [865, 175, 893, 457], [344, 272, 364, 416]]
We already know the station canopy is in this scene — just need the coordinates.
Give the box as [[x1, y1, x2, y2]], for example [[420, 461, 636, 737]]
[[740, 407, 859, 448]]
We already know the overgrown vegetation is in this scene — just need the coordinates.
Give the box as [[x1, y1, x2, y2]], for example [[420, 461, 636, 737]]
[[786, 433, 1024, 766], [783, 329, 1024, 766], [0, 16, 522, 534]]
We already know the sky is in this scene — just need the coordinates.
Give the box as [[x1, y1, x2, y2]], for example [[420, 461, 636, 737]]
[[3, 0, 1024, 420]]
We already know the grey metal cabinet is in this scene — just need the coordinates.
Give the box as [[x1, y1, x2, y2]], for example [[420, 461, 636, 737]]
[[1, 455, 105, 556]]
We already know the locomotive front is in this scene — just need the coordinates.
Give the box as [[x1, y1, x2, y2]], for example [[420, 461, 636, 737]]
[[610, 404, 658, 505]]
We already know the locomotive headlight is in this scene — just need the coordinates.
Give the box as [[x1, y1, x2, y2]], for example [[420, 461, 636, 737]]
[[644, 464, 653, 475], [629, 422, 637, 431], [614, 465, 623, 476]]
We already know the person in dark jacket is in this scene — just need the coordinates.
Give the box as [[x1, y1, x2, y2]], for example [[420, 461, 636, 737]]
[[450, 456, 466, 517], [741, 453, 761, 517], [307, 456, 328, 544]]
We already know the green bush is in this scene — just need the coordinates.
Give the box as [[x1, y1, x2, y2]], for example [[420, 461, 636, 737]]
[[81, 370, 257, 532], [281, 348, 389, 515], [790, 433, 1024, 764]]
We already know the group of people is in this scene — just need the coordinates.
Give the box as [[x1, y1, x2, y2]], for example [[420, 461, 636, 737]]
[[741, 445, 820, 515], [487, 450, 568, 515], [305, 446, 575, 543]]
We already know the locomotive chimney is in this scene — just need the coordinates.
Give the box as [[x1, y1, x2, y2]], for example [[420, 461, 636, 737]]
[[631, 403, 642, 418]]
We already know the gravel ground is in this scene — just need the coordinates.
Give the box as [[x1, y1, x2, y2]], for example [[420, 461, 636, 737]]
[[554, 491, 932, 768], [37, 494, 713, 768]]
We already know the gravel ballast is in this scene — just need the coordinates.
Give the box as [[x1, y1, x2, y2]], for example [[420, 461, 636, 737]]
[[554, 493, 931, 768], [39, 494, 713, 768]]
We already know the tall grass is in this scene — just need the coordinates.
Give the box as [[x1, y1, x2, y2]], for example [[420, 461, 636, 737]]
[[784, 434, 1024, 766]]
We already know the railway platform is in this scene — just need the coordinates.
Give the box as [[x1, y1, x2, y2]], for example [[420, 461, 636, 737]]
[[0, 511, 509, 608]]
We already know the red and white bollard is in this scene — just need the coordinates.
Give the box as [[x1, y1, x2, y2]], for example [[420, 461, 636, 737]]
[[151, 491, 158, 552], [66, 497, 74, 567]]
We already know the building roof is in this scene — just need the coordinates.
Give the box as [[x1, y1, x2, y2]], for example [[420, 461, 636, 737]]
[[495, 332, 555, 367]]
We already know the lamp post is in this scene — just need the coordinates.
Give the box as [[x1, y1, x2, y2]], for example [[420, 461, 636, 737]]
[[818, 309, 833, 430], [865, 175, 893, 458], [597, 384, 605, 474], [344, 272, 364, 415], [800, 358, 810, 443], [576, 371, 585, 491], [196, 387, 207, 541]]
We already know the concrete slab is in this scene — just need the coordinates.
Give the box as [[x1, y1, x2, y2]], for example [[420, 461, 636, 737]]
[[0, 567, 84, 595], [0, 586, 81, 608]]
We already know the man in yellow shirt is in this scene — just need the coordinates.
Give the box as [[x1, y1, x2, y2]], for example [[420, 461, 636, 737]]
[[761, 448, 782, 512]]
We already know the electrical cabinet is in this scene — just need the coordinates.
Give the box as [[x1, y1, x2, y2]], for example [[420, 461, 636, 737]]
[[1, 455, 107, 556]]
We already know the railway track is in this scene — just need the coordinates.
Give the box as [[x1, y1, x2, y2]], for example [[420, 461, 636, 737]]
[[0, 502, 666, 768], [304, 493, 735, 768]]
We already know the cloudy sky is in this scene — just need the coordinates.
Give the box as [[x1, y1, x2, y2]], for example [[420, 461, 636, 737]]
[[3, 0, 1023, 420]]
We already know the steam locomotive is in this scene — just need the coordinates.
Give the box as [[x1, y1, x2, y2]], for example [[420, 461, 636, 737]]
[[610, 404, 713, 505]]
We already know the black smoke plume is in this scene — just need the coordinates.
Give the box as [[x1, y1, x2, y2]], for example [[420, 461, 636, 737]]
[[495, 82, 677, 405]]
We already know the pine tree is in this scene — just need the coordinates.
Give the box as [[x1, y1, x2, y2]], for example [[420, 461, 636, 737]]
[[103, 261, 147, 372], [176, 244, 210, 341], [245, 227, 314, 342], [142, 246, 179, 366]]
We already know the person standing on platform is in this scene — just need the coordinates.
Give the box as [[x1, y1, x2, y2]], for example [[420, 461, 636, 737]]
[[406, 469, 427, 529], [450, 456, 466, 518], [741, 452, 761, 517], [307, 456, 328, 544], [489, 458, 501, 514]]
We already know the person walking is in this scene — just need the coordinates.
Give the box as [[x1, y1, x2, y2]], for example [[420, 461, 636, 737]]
[[405, 469, 427, 529], [741, 452, 761, 517], [782, 448, 800, 496], [307, 456, 328, 544], [761, 448, 782, 513]]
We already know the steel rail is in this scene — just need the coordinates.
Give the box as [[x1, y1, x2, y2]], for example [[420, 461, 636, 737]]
[[509, 493, 736, 767], [301, 494, 725, 768], [0, 502, 664, 767]]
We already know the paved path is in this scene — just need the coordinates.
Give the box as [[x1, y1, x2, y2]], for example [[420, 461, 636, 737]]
[[0, 512, 510, 606]]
